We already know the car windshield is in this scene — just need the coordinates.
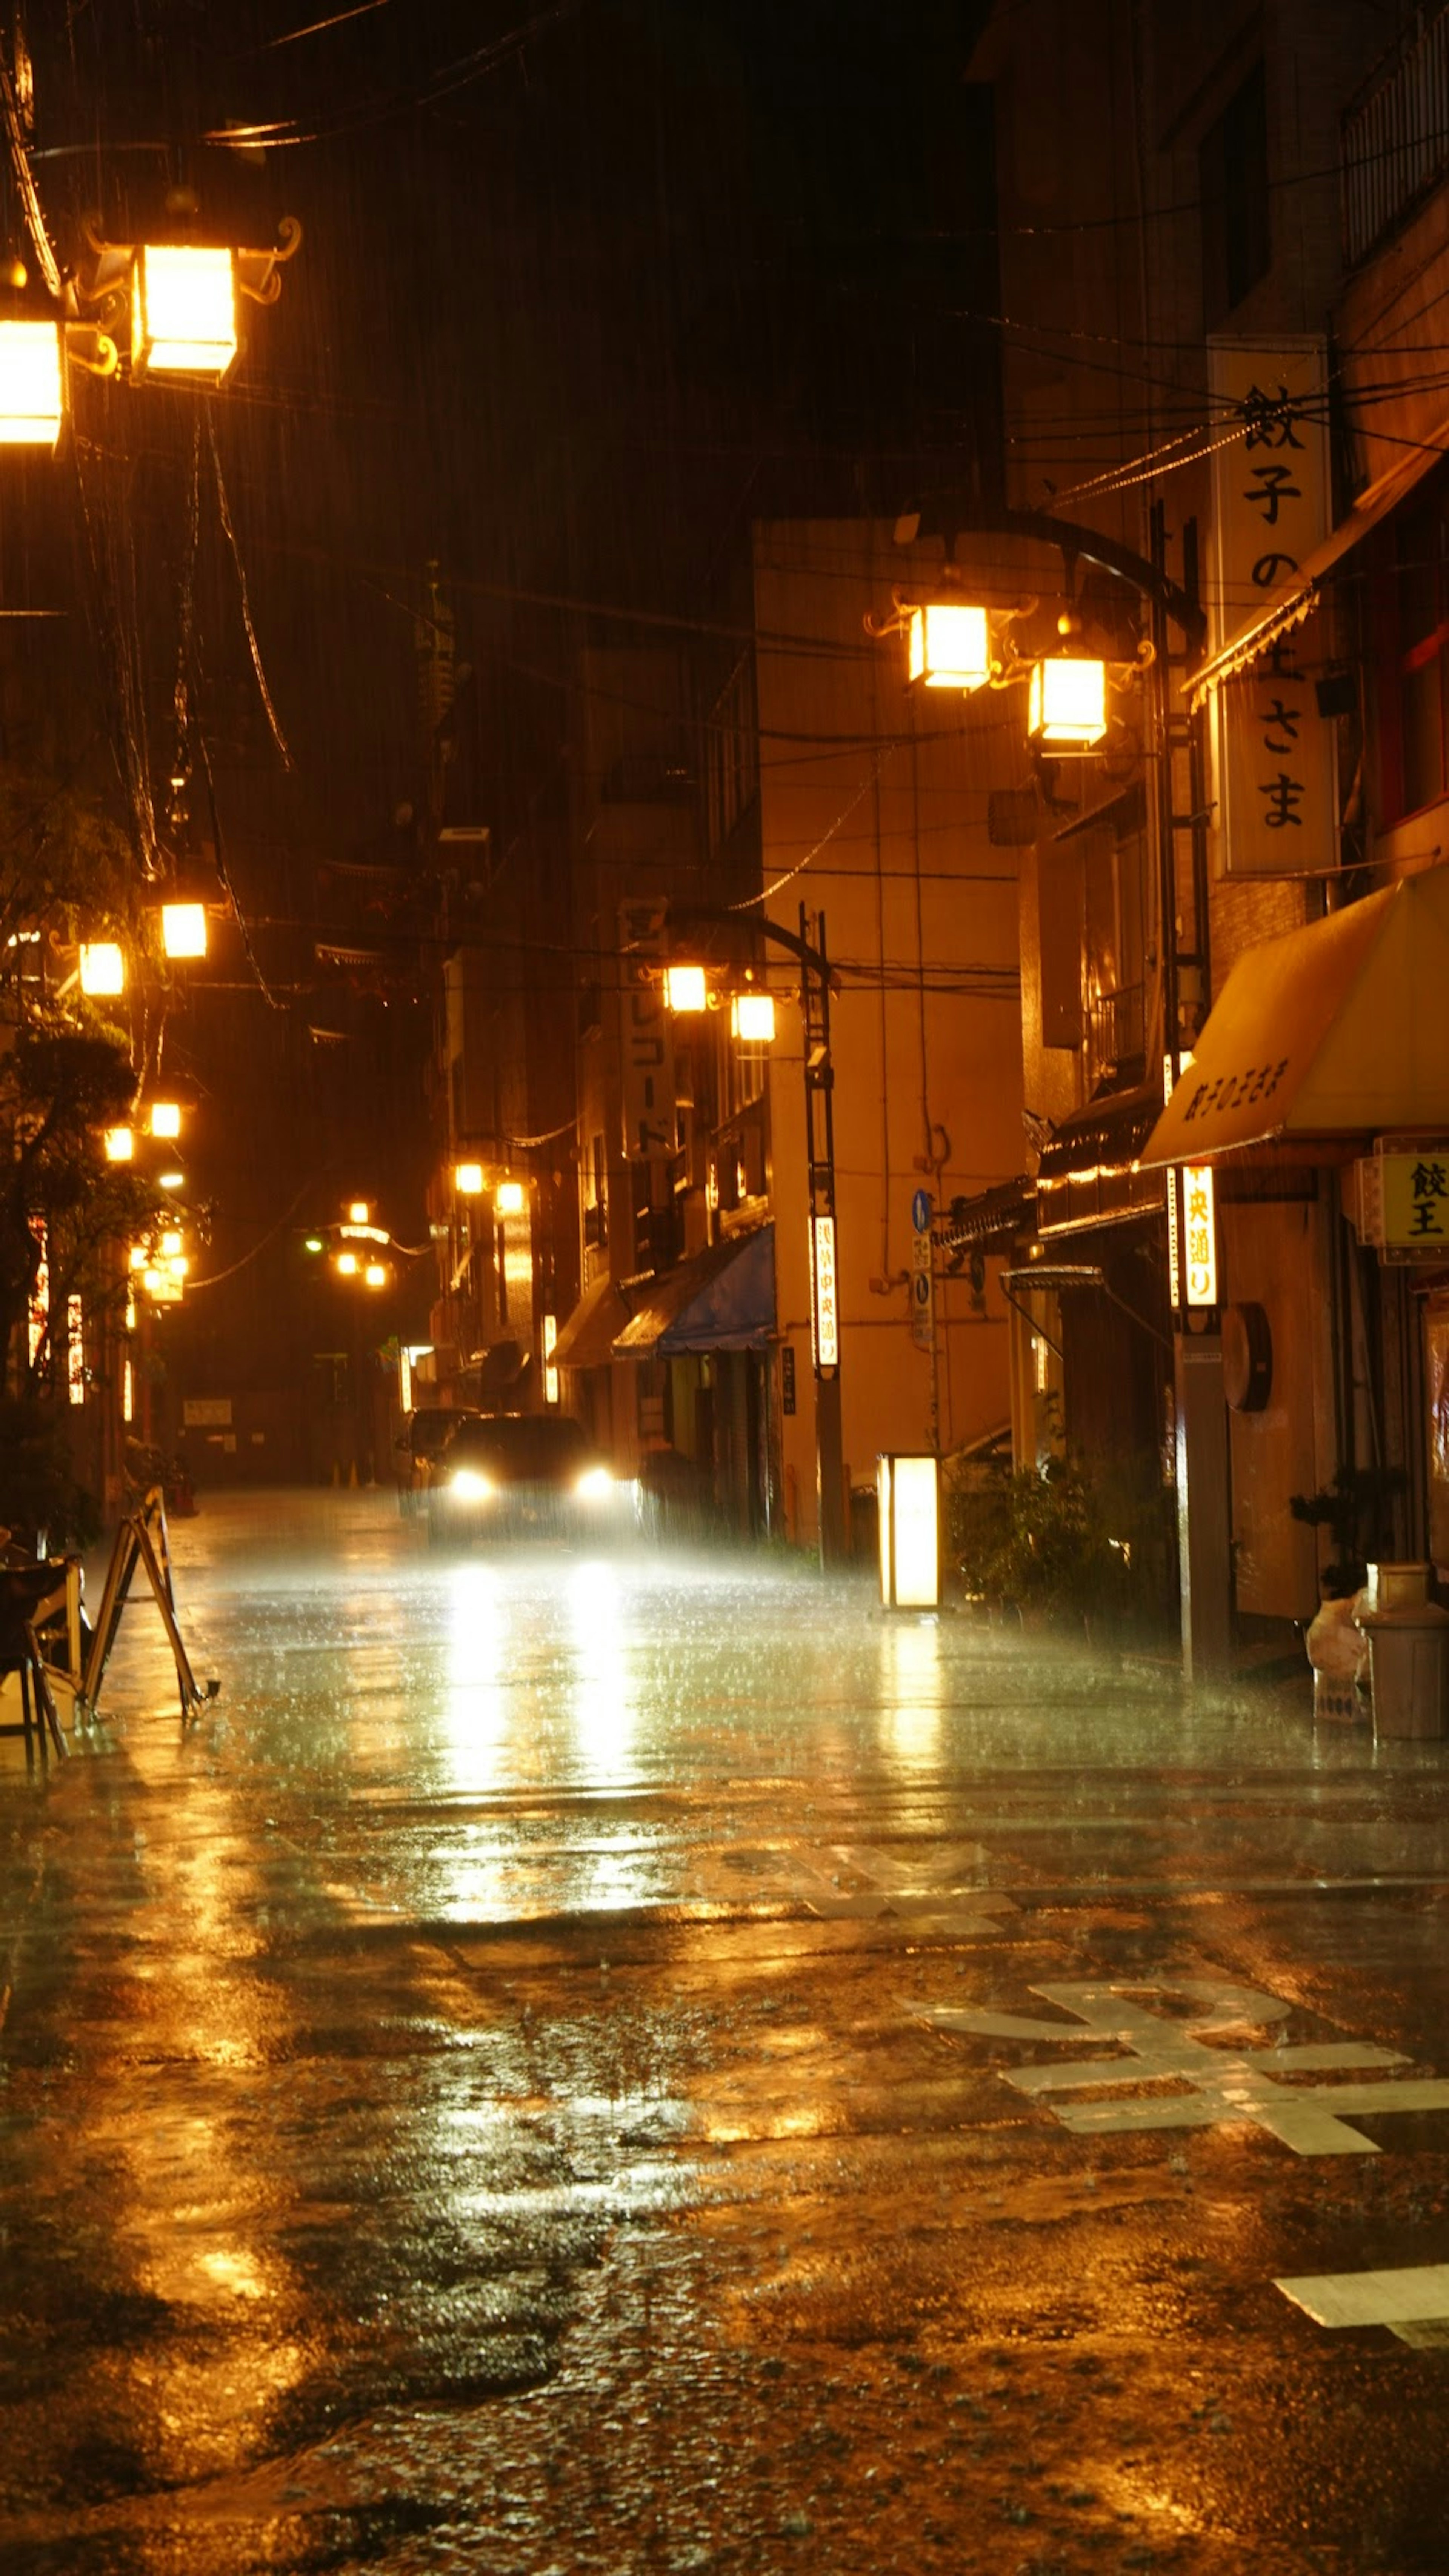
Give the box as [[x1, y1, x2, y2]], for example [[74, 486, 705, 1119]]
[[446, 1416, 593, 1483]]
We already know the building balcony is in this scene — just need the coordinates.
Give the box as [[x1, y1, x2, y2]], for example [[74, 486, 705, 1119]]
[[1342, 6, 1449, 266]]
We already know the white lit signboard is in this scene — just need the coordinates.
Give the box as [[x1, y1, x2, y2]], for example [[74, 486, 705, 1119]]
[[812, 1214, 839, 1371]]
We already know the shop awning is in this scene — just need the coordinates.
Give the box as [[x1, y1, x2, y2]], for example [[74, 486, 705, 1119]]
[[1036, 1084, 1168, 1234], [1188, 422, 1449, 708], [1141, 870, 1449, 1166], [551, 1274, 629, 1371], [612, 1225, 775, 1357]]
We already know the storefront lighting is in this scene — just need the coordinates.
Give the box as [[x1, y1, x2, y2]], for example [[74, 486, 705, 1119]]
[[907, 600, 991, 692], [161, 902, 208, 958], [664, 963, 708, 1013], [1027, 656, 1108, 750], [160, 1230, 182, 1257], [543, 1313, 559, 1406], [80, 940, 125, 996], [0, 318, 64, 448], [128, 1244, 147, 1271], [731, 992, 776, 1043], [495, 1179, 525, 1216], [104, 1126, 134, 1163], [454, 1161, 485, 1196], [149, 1101, 182, 1139], [131, 245, 237, 380]]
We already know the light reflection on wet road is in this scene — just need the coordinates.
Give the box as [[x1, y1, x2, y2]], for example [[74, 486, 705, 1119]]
[[3, 1489, 1449, 2573]]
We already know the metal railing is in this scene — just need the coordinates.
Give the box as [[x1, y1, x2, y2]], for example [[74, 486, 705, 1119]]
[[1343, 6, 1449, 266], [1086, 981, 1146, 1078]]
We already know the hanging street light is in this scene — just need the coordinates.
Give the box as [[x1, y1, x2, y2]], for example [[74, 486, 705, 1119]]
[[906, 599, 992, 692], [494, 1179, 525, 1217], [730, 990, 777, 1043], [149, 1101, 182, 1140], [160, 901, 209, 960], [104, 1126, 134, 1163], [1027, 653, 1109, 751], [131, 244, 237, 380], [0, 314, 62, 446], [663, 963, 708, 1013], [79, 940, 125, 996], [454, 1161, 485, 1196]]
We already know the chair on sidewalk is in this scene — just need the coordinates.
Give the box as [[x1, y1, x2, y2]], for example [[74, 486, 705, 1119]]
[[0, 1562, 69, 1767]]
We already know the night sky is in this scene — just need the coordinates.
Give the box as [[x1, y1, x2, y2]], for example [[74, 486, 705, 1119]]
[[3, 0, 998, 1417]]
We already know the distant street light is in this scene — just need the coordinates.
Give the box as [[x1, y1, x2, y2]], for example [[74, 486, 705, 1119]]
[[160, 902, 209, 959], [149, 1101, 182, 1139], [730, 991, 776, 1043], [454, 1161, 485, 1196], [79, 940, 125, 996], [103, 1126, 134, 1163], [664, 963, 708, 1013], [494, 1179, 525, 1216]]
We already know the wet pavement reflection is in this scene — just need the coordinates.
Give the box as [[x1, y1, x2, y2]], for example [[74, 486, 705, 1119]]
[[3, 1488, 1449, 2572]]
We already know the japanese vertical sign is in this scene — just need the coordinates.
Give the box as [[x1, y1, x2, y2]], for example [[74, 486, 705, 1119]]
[[812, 1214, 839, 1372], [1208, 338, 1335, 876], [618, 900, 676, 1163]]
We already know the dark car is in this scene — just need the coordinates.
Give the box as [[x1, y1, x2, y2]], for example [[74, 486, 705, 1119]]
[[427, 1413, 634, 1546], [395, 1407, 485, 1513]]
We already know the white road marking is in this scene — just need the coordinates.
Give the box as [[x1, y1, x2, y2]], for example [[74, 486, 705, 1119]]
[[915, 1978, 1449, 2154], [1276, 2263, 1449, 2343]]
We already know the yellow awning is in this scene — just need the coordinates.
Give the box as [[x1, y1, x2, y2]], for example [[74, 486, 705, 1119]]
[[1188, 420, 1449, 709], [1141, 869, 1449, 1165]]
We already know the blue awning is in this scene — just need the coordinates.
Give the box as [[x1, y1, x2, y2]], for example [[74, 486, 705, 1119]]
[[612, 1225, 775, 1357]]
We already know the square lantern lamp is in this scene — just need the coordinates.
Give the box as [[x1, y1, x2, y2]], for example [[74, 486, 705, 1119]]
[[495, 1179, 525, 1217], [1027, 655, 1108, 751], [149, 1101, 182, 1140], [454, 1161, 485, 1196], [907, 601, 991, 692], [131, 246, 238, 381], [664, 963, 708, 1013], [161, 902, 208, 959], [79, 940, 125, 996], [104, 1127, 135, 1164], [0, 318, 64, 448], [877, 1452, 941, 1610], [731, 991, 776, 1043]]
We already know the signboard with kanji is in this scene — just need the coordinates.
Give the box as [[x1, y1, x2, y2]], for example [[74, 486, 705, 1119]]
[[1354, 1152, 1449, 1260], [1208, 338, 1336, 877], [1168, 1163, 1218, 1309], [618, 899, 677, 1163], [811, 1213, 839, 1372]]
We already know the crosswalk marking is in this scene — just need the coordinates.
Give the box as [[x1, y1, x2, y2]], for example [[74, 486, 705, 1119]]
[[917, 1977, 1449, 2154], [1276, 2263, 1449, 2344]]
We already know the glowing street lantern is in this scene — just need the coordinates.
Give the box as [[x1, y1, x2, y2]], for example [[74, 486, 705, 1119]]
[[364, 1262, 387, 1288], [664, 963, 707, 1013], [104, 1126, 134, 1163], [128, 1245, 147, 1270], [347, 1201, 370, 1225], [159, 1171, 185, 1192], [1027, 656, 1108, 750], [0, 318, 63, 448], [161, 902, 208, 958], [160, 1230, 183, 1257], [495, 1179, 525, 1216], [336, 1250, 359, 1276], [907, 600, 991, 692], [150, 1101, 182, 1139], [877, 1453, 941, 1609], [731, 991, 776, 1043], [80, 940, 125, 996], [131, 245, 237, 380], [454, 1162, 485, 1196]]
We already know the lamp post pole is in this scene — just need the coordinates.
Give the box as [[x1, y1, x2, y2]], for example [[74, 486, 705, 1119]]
[[671, 902, 846, 1571], [898, 498, 1231, 1677]]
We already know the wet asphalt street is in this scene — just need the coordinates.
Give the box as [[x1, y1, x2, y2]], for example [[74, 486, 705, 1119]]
[[3, 1492, 1449, 2574]]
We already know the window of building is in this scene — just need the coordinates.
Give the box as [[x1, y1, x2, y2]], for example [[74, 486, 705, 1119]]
[[1201, 59, 1271, 325]]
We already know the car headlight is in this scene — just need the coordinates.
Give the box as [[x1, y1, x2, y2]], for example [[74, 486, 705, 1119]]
[[449, 1466, 494, 1501], [575, 1465, 614, 1502]]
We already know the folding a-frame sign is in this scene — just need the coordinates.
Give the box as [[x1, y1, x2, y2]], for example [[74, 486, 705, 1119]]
[[83, 1487, 215, 1722]]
